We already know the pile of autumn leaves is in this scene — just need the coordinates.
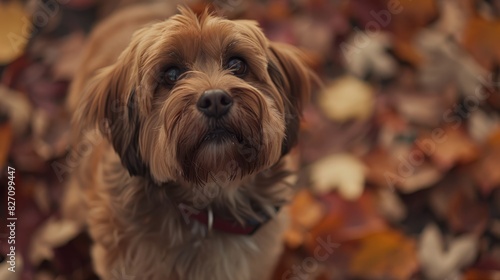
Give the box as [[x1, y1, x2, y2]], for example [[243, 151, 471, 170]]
[[278, 0, 500, 279]]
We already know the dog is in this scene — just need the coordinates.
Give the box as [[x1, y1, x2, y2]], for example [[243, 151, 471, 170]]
[[66, 5, 314, 280]]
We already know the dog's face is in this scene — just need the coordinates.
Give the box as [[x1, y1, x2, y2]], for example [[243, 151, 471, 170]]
[[76, 8, 313, 185]]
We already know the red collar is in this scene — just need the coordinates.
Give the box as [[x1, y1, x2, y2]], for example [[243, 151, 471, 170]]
[[178, 204, 278, 235]]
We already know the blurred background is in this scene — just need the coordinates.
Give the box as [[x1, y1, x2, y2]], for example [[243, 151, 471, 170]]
[[0, 0, 500, 279]]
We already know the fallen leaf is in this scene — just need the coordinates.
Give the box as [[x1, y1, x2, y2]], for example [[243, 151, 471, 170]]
[[447, 189, 489, 234], [488, 128, 500, 146], [464, 269, 500, 280], [0, 85, 32, 137], [33, 182, 51, 215], [419, 126, 480, 170], [468, 110, 500, 143], [292, 16, 333, 58], [415, 28, 488, 97], [434, 0, 473, 41], [429, 171, 475, 220], [29, 217, 82, 265], [317, 76, 375, 122], [363, 147, 443, 193], [51, 32, 87, 81], [392, 85, 458, 127], [307, 191, 388, 245], [470, 130, 500, 194], [0, 2, 30, 64], [376, 188, 407, 222], [343, 32, 398, 80], [392, 38, 423, 66], [462, 16, 500, 71], [346, 0, 438, 42], [310, 153, 367, 200], [390, 0, 439, 41], [32, 109, 71, 160], [348, 230, 419, 280], [398, 163, 443, 193], [300, 105, 373, 164], [419, 223, 479, 280], [363, 148, 400, 189], [0, 121, 13, 170], [428, 171, 488, 235], [285, 189, 325, 248], [0, 254, 22, 280]]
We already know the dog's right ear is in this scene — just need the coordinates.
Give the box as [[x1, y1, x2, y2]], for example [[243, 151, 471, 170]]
[[73, 58, 148, 177], [267, 42, 315, 156]]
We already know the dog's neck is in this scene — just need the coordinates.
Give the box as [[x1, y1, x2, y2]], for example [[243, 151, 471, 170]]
[[100, 149, 295, 239], [161, 160, 294, 235]]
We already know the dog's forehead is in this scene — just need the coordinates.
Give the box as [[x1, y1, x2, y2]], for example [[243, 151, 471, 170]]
[[160, 14, 267, 63]]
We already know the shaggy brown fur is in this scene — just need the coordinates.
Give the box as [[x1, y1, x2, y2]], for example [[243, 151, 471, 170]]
[[66, 6, 314, 280]]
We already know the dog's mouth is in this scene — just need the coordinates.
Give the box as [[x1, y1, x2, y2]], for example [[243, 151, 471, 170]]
[[202, 127, 240, 143]]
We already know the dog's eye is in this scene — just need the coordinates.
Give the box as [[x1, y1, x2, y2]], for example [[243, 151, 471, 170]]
[[226, 58, 247, 77], [163, 67, 182, 85]]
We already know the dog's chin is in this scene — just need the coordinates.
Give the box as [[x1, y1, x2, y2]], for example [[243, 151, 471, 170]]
[[179, 128, 263, 185]]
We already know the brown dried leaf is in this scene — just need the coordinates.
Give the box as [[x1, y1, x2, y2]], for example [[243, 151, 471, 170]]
[[363, 148, 399, 189], [447, 190, 489, 234], [397, 163, 442, 193], [421, 126, 480, 170], [307, 191, 387, 245], [363, 148, 443, 193]]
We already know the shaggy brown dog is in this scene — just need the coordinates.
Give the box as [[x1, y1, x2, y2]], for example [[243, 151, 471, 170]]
[[67, 5, 314, 280]]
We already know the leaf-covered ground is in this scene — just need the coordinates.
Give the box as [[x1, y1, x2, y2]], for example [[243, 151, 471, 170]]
[[1, 0, 500, 279]]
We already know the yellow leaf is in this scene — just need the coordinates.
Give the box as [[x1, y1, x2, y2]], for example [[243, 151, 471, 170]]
[[318, 76, 375, 122], [310, 153, 366, 200], [0, 2, 30, 64]]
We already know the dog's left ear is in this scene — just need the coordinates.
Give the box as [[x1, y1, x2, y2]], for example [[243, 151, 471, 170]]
[[267, 42, 314, 156]]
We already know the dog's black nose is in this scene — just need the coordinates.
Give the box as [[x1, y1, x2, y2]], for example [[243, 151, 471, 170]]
[[197, 89, 233, 118]]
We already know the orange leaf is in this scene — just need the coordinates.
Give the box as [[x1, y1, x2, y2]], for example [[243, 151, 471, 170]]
[[285, 189, 325, 248], [363, 148, 400, 189], [390, 0, 438, 41], [464, 269, 500, 280], [0, 121, 13, 170], [0, 2, 30, 64], [306, 191, 387, 246], [487, 128, 500, 147], [420, 126, 480, 170], [349, 230, 419, 280], [462, 17, 500, 71], [470, 146, 500, 195]]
